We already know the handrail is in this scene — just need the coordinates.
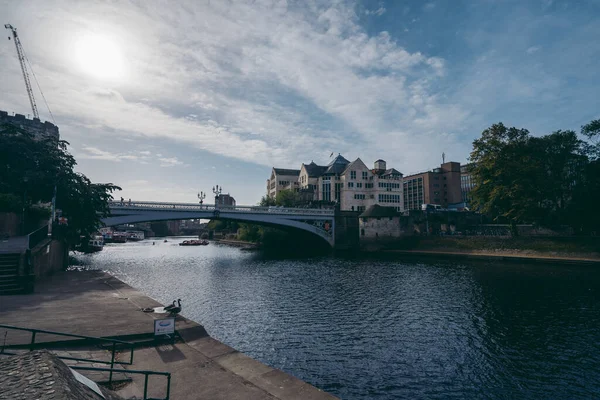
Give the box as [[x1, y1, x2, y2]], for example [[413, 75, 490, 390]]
[[27, 224, 48, 249], [71, 366, 171, 400], [108, 200, 335, 216], [0, 324, 135, 383]]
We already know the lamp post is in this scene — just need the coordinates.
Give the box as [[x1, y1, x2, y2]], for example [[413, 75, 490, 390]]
[[212, 185, 222, 207], [22, 176, 28, 234], [197, 191, 206, 205]]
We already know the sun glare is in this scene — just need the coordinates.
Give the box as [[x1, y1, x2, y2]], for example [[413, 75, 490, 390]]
[[74, 34, 126, 80]]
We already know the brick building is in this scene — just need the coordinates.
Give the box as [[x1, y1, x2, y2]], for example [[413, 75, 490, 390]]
[[403, 161, 462, 210]]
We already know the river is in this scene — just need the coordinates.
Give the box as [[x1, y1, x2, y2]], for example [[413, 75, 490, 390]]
[[73, 238, 600, 399]]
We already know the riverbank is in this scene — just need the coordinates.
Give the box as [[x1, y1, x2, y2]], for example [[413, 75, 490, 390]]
[[0, 270, 337, 400], [213, 238, 260, 249], [364, 236, 600, 264]]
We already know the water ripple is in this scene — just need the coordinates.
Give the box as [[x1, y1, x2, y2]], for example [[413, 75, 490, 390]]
[[75, 239, 600, 400]]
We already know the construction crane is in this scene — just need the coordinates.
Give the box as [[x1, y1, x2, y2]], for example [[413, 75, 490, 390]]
[[5, 23, 40, 119]]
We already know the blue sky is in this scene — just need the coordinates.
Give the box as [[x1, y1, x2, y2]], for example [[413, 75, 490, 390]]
[[1, 0, 598, 204]]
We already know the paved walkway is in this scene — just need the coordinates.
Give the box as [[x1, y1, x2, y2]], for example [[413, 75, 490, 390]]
[[382, 249, 600, 264], [0, 270, 337, 400]]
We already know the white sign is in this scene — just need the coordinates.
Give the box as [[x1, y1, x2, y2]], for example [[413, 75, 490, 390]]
[[154, 318, 175, 336], [71, 368, 105, 399]]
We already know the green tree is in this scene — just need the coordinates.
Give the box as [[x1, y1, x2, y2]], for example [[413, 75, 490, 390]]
[[469, 123, 536, 223], [0, 124, 120, 243], [469, 123, 586, 227], [258, 195, 276, 207], [275, 189, 300, 207]]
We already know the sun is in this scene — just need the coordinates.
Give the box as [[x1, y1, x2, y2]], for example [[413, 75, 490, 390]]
[[74, 34, 126, 80]]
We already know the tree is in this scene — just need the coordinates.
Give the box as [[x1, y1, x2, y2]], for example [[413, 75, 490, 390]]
[[469, 123, 536, 223], [258, 195, 276, 207], [469, 123, 586, 227], [0, 124, 120, 243], [275, 189, 300, 207]]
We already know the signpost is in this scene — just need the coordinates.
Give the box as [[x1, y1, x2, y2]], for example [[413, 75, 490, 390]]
[[154, 318, 175, 338]]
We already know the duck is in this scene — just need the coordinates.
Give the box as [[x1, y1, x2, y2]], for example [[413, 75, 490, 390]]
[[169, 299, 182, 316], [164, 300, 177, 312]]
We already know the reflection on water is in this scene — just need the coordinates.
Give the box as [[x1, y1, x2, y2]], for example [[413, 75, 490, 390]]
[[74, 238, 600, 399]]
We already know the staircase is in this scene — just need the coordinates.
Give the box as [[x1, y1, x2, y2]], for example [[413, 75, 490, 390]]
[[0, 253, 23, 295]]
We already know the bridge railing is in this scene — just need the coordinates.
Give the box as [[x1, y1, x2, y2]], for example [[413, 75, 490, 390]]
[[108, 200, 335, 216]]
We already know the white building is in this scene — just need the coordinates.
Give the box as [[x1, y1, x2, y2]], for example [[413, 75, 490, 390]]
[[267, 155, 404, 212], [266, 167, 301, 199]]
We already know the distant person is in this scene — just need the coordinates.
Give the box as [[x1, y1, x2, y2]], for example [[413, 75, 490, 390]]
[[120, 197, 124, 205], [128, 198, 132, 206]]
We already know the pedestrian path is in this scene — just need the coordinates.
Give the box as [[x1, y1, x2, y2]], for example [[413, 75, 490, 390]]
[[0, 270, 338, 400]]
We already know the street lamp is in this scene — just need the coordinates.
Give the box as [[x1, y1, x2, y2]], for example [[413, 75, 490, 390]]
[[22, 176, 28, 234], [213, 185, 223, 206], [197, 191, 206, 205]]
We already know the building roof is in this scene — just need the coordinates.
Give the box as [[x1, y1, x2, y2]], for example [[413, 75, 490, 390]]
[[303, 162, 328, 177], [374, 159, 385, 163], [382, 168, 403, 176], [359, 204, 400, 218], [341, 158, 367, 176], [324, 154, 350, 175], [273, 167, 300, 176]]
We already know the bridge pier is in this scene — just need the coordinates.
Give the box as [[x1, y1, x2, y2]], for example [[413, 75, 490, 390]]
[[333, 211, 359, 251]]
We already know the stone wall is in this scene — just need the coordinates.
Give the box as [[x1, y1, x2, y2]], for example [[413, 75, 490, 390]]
[[360, 216, 402, 239], [31, 239, 67, 278], [0, 110, 59, 141]]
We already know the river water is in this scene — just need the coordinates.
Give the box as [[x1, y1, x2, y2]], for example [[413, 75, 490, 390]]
[[73, 238, 600, 399]]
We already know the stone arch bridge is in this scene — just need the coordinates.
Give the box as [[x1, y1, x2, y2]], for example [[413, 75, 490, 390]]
[[103, 201, 340, 247]]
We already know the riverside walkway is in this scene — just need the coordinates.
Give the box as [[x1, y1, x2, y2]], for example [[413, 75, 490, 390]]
[[0, 270, 338, 400]]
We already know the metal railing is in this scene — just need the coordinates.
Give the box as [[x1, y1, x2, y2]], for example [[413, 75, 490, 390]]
[[108, 200, 335, 216], [71, 366, 171, 400], [0, 324, 134, 383], [27, 224, 48, 249]]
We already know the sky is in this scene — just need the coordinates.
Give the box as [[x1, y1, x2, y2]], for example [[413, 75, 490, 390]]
[[1, 0, 599, 205]]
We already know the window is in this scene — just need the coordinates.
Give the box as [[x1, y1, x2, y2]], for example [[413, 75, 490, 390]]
[[354, 194, 366, 200], [348, 182, 354, 188], [335, 183, 342, 200], [433, 184, 440, 188], [365, 183, 373, 188], [322, 182, 331, 202], [357, 182, 362, 188], [350, 171, 356, 179], [362, 171, 368, 179], [357, 206, 366, 212]]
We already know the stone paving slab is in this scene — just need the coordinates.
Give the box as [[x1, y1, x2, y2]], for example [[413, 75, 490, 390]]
[[0, 270, 339, 400]]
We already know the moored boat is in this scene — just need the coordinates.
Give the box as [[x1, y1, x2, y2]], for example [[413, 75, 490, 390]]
[[179, 239, 209, 246]]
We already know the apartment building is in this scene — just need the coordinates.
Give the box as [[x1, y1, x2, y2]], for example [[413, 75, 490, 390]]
[[269, 154, 403, 212], [403, 161, 462, 210], [266, 168, 301, 199]]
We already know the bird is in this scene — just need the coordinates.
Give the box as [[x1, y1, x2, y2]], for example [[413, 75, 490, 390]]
[[330, 152, 334, 157], [164, 300, 177, 312], [169, 299, 182, 316]]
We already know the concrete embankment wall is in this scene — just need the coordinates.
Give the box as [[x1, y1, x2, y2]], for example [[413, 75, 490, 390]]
[[31, 239, 67, 278]]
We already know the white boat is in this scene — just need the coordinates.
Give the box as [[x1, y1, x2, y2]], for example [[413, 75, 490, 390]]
[[126, 231, 145, 241]]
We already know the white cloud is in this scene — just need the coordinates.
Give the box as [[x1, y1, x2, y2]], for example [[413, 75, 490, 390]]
[[526, 46, 541, 54], [158, 157, 184, 167], [365, 7, 386, 16]]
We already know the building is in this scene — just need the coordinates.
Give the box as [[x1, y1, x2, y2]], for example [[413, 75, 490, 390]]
[[460, 163, 476, 208], [358, 204, 402, 239], [403, 161, 462, 210], [266, 167, 301, 199], [268, 154, 404, 212], [0, 110, 59, 141], [216, 193, 236, 206]]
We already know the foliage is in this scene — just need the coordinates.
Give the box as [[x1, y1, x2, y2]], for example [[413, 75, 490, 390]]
[[469, 121, 599, 232], [236, 223, 262, 242], [0, 123, 120, 242], [258, 195, 276, 207], [150, 222, 170, 237], [275, 189, 301, 207]]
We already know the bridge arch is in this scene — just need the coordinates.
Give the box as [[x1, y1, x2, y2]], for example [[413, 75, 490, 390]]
[[102, 202, 335, 247]]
